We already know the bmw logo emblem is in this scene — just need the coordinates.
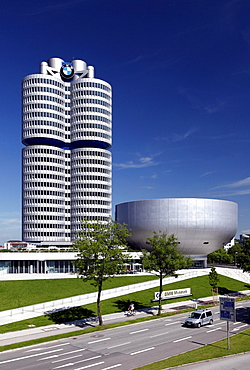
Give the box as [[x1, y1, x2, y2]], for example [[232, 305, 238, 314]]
[[60, 63, 74, 80]]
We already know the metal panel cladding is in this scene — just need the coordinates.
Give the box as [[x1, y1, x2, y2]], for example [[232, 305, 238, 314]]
[[115, 198, 238, 256]]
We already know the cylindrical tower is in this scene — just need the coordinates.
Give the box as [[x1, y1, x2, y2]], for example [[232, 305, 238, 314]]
[[22, 57, 112, 243], [22, 145, 66, 242], [22, 74, 66, 147], [70, 148, 112, 237], [70, 78, 112, 149]]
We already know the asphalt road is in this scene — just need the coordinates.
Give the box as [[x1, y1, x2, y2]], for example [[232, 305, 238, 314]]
[[0, 301, 249, 370]]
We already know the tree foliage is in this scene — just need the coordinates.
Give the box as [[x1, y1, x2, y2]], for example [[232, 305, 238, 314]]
[[208, 241, 250, 271], [227, 243, 242, 264], [74, 218, 131, 325], [207, 248, 233, 265], [236, 239, 250, 272], [142, 231, 192, 315], [208, 265, 219, 289]]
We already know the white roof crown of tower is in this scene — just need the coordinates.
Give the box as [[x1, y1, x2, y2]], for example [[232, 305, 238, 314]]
[[40, 57, 95, 80]]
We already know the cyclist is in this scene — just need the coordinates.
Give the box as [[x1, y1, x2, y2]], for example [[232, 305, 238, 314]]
[[128, 302, 135, 315]]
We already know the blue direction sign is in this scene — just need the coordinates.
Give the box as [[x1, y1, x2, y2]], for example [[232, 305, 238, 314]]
[[219, 296, 236, 322]]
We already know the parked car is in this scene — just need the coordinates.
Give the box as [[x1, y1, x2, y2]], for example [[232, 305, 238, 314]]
[[184, 309, 213, 328]]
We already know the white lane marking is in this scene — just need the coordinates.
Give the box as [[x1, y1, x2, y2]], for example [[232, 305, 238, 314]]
[[53, 355, 102, 369], [238, 323, 248, 328], [173, 336, 192, 343], [26, 343, 70, 352], [54, 364, 72, 369], [43, 327, 59, 331], [101, 365, 122, 370], [150, 332, 169, 338], [165, 321, 181, 326], [130, 328, 149, 335], [212, 322, 223, 326], [52, 354, 83, 363], [130, 347, 155, 355], [207, 327, 222, 333], [74, 362, 105, 370], [38, 348, 86, 361], [0, 349, 63, 365], [88, 337, 111, 344], [107, 342, 131, 349], [232, 324, 248, 332], [38, 355, 61, 361]]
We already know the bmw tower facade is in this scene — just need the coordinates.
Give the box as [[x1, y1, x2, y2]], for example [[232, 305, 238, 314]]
[[22, 57, 112, 243]]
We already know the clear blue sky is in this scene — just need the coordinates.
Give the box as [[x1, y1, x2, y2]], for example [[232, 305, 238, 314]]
[[0, 0, 250, 244]]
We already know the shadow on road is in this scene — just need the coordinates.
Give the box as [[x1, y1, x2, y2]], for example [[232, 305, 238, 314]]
[[113, 299, 161, 316], [113, 299, 146, 312]]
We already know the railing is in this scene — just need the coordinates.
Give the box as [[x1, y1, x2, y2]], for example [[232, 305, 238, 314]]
[[216, 267, 250, 284]]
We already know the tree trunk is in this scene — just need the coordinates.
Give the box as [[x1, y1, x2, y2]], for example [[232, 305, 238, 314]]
[[158, 272, 163, 315], [97, 283, 103, 326]]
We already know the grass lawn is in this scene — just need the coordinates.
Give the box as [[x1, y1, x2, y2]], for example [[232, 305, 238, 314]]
[[0, 273, 248, 313], [0, 275, 156, 311], [90, 274, 250, 316], [0, 274, 249, 334]]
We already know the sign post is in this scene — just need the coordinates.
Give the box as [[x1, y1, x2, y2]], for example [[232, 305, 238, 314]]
[[219, 296, 236, 350]]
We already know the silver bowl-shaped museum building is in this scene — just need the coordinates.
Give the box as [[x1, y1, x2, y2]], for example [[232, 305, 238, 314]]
[[115, 198, 238, 267]]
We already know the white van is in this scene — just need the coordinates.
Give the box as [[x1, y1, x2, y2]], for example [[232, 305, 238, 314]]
[[184, 309, 213, 328]]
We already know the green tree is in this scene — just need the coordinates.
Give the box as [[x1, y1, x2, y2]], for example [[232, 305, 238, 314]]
[[227, 243, 243, 265], [208, 265, 219, 290], [207, 248, 233, 265], [236, 238, 250, 272], [74, 218, 131, 325], [142, 231, 192, 315]]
